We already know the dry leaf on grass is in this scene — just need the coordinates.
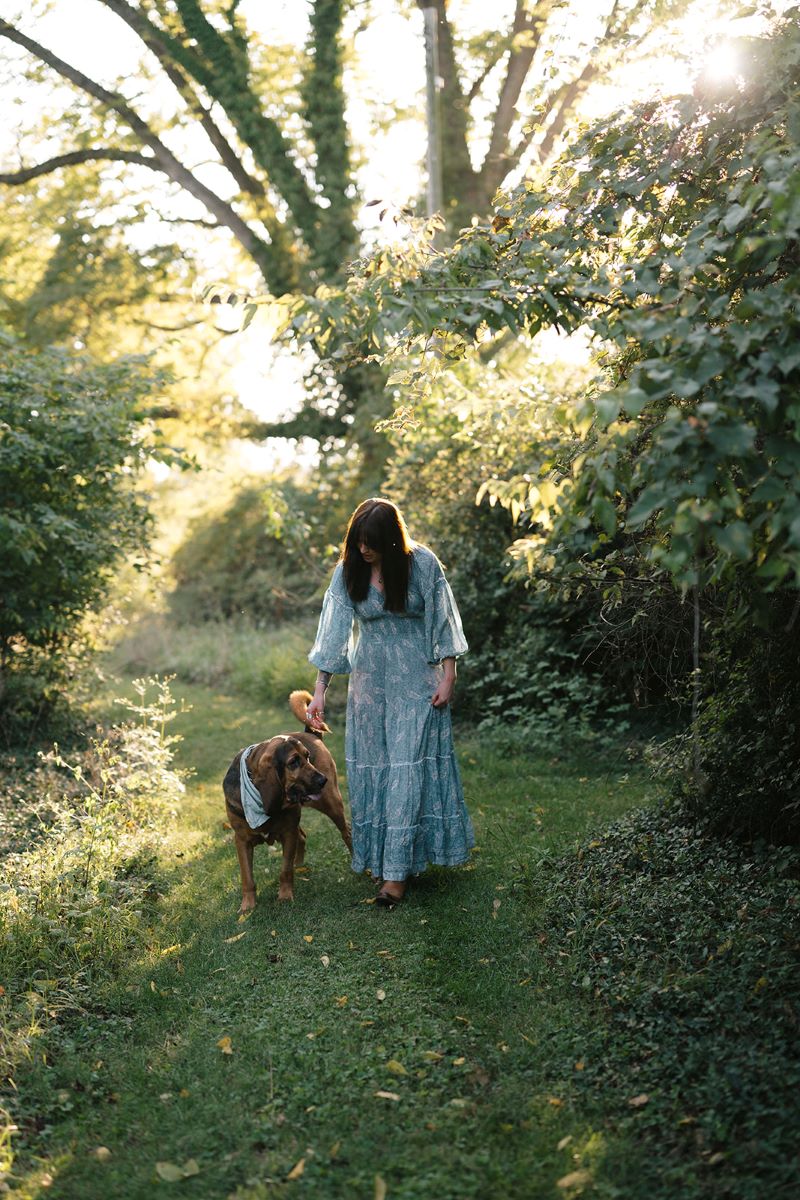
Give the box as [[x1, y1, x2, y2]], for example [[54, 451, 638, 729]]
[[386, 1059, 407, 1075], [557, 1168, 592, 1189], [303, 935, 314, 943], [628, 1093, 649, 1107], [374, 1175, 387, 1200], [224, 932, 246, 944], [286, 1157, 305, 1180], [155, 1159, 200, 1182], [422, 1050, 443, 1062], [376, 989, 386, 1001], [320, 955, 330, 967], [217, 1036, 233, 1055], [335, 995, 349, 1007], [374, 1090, 401, 1102], [557, 1136, 573, 1151], [91, 1147, 112, 1162]]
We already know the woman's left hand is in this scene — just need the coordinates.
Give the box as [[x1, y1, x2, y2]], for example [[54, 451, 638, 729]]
[[431, 679, 455, 708]]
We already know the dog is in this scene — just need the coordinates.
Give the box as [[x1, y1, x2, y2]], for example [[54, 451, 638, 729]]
[[223, 690, 351, 910]]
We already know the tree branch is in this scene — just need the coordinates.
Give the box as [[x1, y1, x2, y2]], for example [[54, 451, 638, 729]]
[[0, 17, 284, 289], [0, 147, 158, 185], [97, 0, 266, 200]]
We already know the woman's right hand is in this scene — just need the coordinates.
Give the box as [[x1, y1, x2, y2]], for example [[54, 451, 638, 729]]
[[306, 685, 327, 727]]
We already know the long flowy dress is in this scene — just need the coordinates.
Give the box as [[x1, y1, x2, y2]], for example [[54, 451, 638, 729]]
[[309, 543, 475, 881]]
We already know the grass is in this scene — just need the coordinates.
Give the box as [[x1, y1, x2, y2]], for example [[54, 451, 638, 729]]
[[1, 680, 647, 1199], [2, 677, 797, 1199]]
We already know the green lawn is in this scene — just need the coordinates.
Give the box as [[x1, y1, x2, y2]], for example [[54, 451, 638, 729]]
[[5, 682, 650, 1199]]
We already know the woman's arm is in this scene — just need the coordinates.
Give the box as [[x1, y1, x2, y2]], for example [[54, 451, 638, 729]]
[[431, 657, 456, 708]]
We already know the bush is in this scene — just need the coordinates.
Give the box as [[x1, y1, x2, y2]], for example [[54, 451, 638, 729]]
[[0, 333, 176, 735], [168, 480, 329, 626], [653, 598, 800, 843]]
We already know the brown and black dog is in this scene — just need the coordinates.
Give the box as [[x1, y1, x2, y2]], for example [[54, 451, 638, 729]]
[[222, 690, 351, 910]]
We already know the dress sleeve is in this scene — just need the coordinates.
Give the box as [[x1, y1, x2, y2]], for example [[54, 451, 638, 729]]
[[308, 562, 355, 675], [423, 551, 469, 664]]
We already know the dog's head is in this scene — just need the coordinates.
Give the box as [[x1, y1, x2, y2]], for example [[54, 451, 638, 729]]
[[252, 736, 327, 811]]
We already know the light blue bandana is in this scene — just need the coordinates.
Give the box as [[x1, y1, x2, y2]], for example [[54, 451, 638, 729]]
[[239, 744, 269, 829]]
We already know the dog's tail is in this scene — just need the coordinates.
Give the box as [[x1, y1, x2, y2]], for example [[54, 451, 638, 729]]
[[289, 689, 331, 736]]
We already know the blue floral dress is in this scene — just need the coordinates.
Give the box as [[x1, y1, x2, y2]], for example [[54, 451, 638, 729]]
[[309, 544, 475, 882]]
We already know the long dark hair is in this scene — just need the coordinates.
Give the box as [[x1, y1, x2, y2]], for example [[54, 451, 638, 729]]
[[341, 498, 413, 612]]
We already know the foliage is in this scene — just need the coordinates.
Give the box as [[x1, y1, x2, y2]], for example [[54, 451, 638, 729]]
[[651, 593, 800, 842], [0, 677, 184, 1182], [288, 12, 800, 591], [0, 334, 181, 733], [527, 803, 800, 1197], [167, 480, 328, 625]]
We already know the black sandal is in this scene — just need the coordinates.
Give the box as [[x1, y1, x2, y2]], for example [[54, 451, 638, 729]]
[[375, 888, 404, 907]]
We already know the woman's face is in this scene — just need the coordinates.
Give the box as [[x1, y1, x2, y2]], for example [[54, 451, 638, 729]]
[[358, 541, 381, 564]]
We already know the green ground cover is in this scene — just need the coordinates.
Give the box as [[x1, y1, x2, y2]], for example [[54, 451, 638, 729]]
[[2, 679, 797, 1199]]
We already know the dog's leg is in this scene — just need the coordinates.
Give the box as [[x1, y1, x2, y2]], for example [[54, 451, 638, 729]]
[[317, 787, 352, 854], [235, 835, 257, 913], [278, 826, 299, 901], [294, 825, 307, 867]]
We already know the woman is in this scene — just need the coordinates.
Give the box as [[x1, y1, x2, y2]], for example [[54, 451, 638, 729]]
[[306, 498, 474, 906]]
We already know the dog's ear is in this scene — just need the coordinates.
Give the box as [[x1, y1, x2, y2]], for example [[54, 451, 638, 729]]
[[251, 741, 286, 814]]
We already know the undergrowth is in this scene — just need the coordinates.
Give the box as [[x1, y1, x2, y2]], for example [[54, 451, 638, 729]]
[[0, 678, 184, 1185], [526, 804, 800, 1198]]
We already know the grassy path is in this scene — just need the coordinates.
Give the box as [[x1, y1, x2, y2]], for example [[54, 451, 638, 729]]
[[15, 684, 650, 1199]]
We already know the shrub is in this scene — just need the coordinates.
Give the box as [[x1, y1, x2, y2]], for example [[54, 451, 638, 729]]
[[0, 334, 177, 735]]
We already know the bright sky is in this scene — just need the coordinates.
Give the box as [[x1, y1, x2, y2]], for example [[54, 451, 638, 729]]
[[1, 0, 789, 459]]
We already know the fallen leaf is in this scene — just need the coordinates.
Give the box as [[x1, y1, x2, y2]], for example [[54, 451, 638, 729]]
[[449, 1098, 468, 1108], [224, 932, 246, 944], [548, 1097, 563, 1107], [91, 1146, 112, 1162], [320, 955, 330, 967], [374, 1175, 387, 1200], [454, 1015, 470, 1024], [155, 1162, 185, 1182], [628, 1093, 649, 1108], [708, 1151, 726, 1166], [422, 1050, 443, 1062], [492, 899, 501, 919], [557, 1136, 573, 1151], [237, 911, 252, 923], [386, 1059, 407, 1075], [376, 989, 386, 1002], [303, 935, 314, 944], [329, 1141, 341, 1158], [374, 1090, 401, 1101], [182, 1160, 200, 1177], [217, 1036, 233, 1055], [557, 1169, 592, 1189], [160, 944, 181, 956], [286, 1157, 305, 1181], [574, 1061, 585, 1071], [335, 995, 349, 1007], [179, 1088, 190, 1098], [360, 1020, 375, 1027], [453, 1057, 466, 1066]]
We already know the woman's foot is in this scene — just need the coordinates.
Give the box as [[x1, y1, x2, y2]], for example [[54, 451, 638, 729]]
[[375, 880, 406, 906]]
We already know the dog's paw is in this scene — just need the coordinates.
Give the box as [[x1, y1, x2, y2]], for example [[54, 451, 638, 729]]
[[239, 892, 257, 913], [277, 888, 295, 902]]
